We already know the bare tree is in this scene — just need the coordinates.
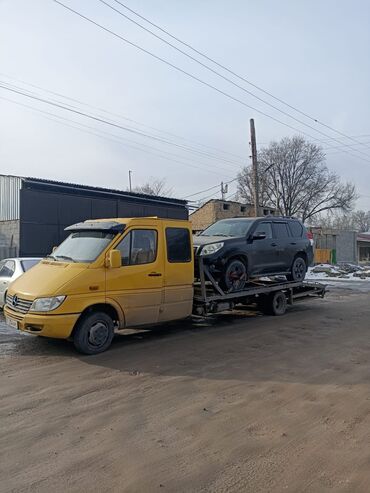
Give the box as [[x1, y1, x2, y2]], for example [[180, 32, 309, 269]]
[[312, 210, 370, 232], [131, 178, 173, 197], [352, 210, 370, 232], [237, 136, 357, 221]]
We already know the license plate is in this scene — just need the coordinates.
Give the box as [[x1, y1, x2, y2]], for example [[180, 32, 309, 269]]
[[6, 317, 18, 329]]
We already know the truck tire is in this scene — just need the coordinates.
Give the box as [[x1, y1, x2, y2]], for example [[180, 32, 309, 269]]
[[287, 256, 307, 282], [73, 311, 114, 355], [265, 291, 287, 316]]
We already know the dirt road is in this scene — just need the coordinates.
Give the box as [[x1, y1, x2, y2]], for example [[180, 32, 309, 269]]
[[1, 287, 370, 492]]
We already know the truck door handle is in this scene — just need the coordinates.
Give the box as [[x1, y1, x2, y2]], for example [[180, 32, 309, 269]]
[[271, 243, 277, 247], [148, 272, 162, 277], [290, 242, 297, 245]]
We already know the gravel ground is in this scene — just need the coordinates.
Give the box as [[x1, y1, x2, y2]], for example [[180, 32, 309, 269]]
[[1, 285, 370, 492]]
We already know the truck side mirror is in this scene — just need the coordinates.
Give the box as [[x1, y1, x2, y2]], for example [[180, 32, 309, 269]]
[[108, 249, 122, 268]]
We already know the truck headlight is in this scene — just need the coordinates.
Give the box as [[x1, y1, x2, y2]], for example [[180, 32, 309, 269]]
[[30, 296, 66, 312], [199, 242, 224, 256]]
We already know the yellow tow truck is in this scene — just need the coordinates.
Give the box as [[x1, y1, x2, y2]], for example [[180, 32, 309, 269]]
[[4, 217, 325, 354]]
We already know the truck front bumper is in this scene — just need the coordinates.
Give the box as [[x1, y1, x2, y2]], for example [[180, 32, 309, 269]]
[[3, 306, 79, 339]]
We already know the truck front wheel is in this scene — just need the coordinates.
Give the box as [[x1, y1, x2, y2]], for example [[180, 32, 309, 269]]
[[73, 311, 114, 355]]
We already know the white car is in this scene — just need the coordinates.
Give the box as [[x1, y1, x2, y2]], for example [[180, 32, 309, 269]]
[[0, 257, 42, 308]]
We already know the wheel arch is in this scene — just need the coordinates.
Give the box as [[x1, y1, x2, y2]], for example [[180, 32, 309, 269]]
[[294, 251, 308, 269], [225, 251, 249, 270], [71, 302, 123, 337]]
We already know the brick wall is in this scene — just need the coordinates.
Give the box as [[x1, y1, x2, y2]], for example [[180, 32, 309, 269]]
[[190, 201, 217, 232], [190, 200, 274, 232]]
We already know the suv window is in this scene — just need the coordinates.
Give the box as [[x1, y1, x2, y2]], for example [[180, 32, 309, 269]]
[[254, 222, 272, 238], [273, 222, 290, 238], [166, 228, 191, 263], [0, 260, 15, 278], [289, 220, 303, 237], [116, 230, 157, 266]]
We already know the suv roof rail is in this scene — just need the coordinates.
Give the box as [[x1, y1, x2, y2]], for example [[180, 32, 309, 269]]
[[266, 215, 298, 220], [226, 215, 300, 220]]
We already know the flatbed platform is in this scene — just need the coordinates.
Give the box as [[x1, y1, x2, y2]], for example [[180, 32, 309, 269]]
[[193, 258, 326, 316]]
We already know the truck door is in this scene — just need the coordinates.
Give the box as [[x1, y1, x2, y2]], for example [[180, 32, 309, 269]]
[[159, 225, 194, 322], [105, 226, 164, 327]]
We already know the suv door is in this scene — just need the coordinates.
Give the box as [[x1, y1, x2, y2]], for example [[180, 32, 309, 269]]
[[105, 227, 163, 327], [272, 222, 292, 271], [247, 222, 278, 275], [288, 220, 312, 264]]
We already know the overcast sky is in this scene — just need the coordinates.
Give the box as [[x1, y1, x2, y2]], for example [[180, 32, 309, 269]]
[[1, 0, 370, 208]]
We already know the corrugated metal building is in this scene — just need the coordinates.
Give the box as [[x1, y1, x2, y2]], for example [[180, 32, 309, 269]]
[[0, 175, 188, 259]]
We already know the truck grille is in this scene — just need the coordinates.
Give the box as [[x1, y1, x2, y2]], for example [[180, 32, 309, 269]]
[[6, 294, 33, 314]]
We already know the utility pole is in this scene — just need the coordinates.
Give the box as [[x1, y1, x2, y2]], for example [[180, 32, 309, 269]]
[[250, 118, 259, 216], [128, 170, 132, 192], [221, 181, 228, 200]]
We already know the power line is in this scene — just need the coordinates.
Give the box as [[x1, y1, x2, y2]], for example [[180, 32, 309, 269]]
[[323, 140, 370, 152], [0, 79, 244, 169], [100, 0, 370, 155], [108, 0, 370, 154], [182, 183, 222, 199], [50, 0, 370, 166], [0, 82, 248, 174], [182, 177, 238, 199], [196, 189, 222, 203], [48, 2, 321, 140], [0, 95, 235, 179], [0, 72, 246, 164]]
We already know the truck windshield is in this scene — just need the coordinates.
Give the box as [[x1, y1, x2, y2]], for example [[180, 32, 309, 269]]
[[200, 219, 255, 237], [51, 231, 115, 263]]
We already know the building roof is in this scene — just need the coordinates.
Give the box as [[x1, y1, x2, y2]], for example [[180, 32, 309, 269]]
[[189, 198, 275, 216], [22, 177, 187, 206], [203, 198, 254, 207], [357, 233, 370, 243], [2, 175, 187, 207]]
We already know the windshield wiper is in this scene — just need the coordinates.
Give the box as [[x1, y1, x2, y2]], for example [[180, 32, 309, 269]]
[[45, 255, 56, 261], [55, 255, 76, 263]]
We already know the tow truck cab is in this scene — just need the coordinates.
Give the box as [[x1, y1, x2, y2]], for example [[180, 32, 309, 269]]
[[4, 217, 194, 354]]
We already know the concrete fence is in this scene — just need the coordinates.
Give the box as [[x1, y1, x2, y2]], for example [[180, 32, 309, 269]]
[[0, 246, 17, 261]]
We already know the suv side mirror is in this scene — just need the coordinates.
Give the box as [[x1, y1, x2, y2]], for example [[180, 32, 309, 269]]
[[252, 232, 267, 241], [108, 249, 122, 268]]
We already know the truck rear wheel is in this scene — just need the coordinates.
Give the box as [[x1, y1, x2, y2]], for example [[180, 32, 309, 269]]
[[264, 291, 287, 316], [73, 311, 114, 355]]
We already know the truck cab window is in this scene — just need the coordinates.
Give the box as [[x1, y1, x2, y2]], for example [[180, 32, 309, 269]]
[[166, 228, 191, 263], [116, 230, 157, 266]]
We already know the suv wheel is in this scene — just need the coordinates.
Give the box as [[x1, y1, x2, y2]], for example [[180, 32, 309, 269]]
[[287, 256, 307, 282], [220, 258, 247, 292], [73, 311, 114, 355]]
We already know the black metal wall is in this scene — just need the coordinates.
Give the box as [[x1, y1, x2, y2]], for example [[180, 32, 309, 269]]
[[19, 188, 188, 256]]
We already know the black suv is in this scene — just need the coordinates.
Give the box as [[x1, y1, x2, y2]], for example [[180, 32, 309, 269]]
[[193, 216, 313, 291]]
